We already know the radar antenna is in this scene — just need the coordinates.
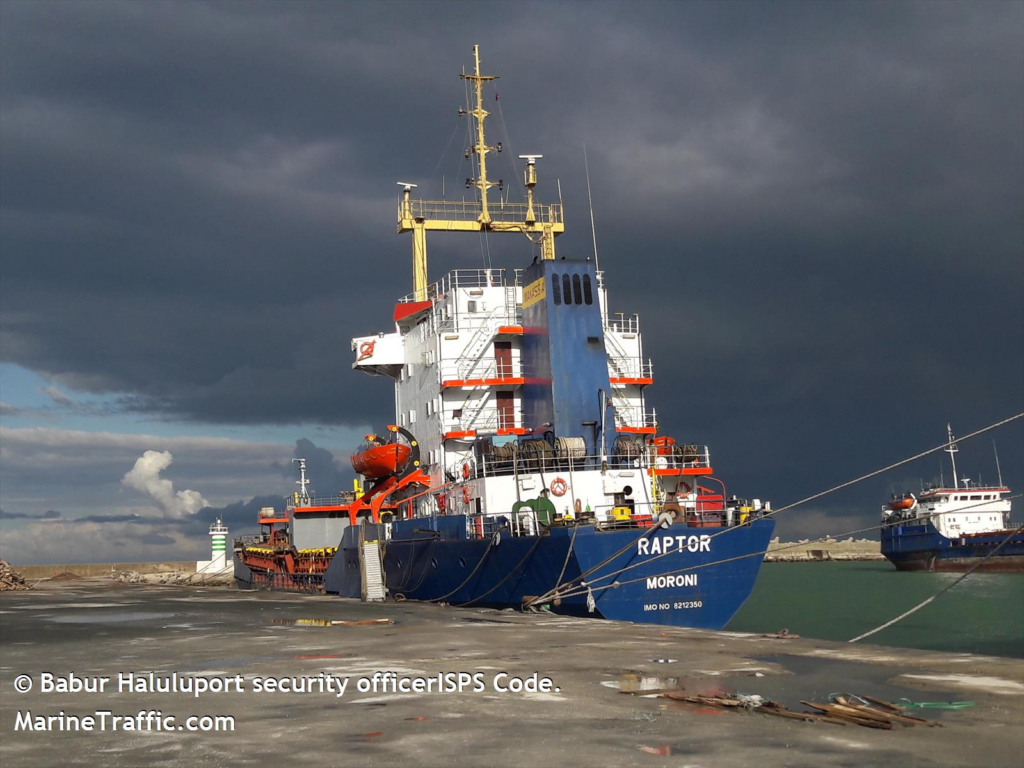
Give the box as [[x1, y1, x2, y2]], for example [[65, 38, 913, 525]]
[[397, 46, 566, 300]]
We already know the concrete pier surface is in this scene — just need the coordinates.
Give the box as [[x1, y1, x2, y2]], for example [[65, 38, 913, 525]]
[[2, 580, 1021, 768]]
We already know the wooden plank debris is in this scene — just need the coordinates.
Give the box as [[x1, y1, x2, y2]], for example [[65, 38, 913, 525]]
[[655, 691, 944, 730]]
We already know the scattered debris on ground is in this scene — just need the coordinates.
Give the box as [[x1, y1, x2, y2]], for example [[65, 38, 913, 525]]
[[638, 744, 673, 756], [111, 570, 233, 586], [332, 618, 394, 626], [762, 628, 800, 639], [49, 571, 82, 581], [271, 618, 394, 628], [658, 691, 942, 729], [0, 560, 32, 591]]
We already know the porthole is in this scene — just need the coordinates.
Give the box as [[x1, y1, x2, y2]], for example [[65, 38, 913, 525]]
[[551, 274, 561, 305], [562, 274, 572, 304], [582, 274, 593, 304], [572, 274, 582, 305], [459, 557, 468, 568], [431, 558, 439, 569]]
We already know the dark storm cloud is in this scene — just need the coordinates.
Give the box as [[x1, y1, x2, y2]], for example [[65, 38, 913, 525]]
[[0, 509, 61, 520], [1, 1, 1021, 533], [277, 438, 352, 498], [78, 513, 143, 524], [188, 494, 286, 537]]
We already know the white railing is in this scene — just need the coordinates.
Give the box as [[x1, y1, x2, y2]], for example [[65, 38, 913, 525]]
[[473, 447, 712, 480], [606, 312, 639, 334], [439, 360, 524, 383], [607, 358, 653, 380], [611, 406, 657, 431], [443, 406, 519, 434], [396, 268, 526, 304]]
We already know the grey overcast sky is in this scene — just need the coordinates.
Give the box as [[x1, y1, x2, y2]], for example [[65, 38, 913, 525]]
[[1, 0, 1021, 564]]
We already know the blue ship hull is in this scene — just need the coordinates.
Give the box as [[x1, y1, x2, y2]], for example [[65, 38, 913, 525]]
[[881, 522, 1024, 572], [327, 515, 775, 629]]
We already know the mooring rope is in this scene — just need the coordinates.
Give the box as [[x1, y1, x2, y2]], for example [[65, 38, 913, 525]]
[[525, 521, 662, 607], [427, 532, 498, 604], [848, 522, 1024, 644], [552, 522, 580, 595], [529, 413, 1023, 604], [539, 493, 1023, 604], [455, 535, 545, 608]]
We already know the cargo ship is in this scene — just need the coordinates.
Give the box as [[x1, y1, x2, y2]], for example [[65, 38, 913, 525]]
[[235, 45, 776, 628], [881, 425, 1022, 572]]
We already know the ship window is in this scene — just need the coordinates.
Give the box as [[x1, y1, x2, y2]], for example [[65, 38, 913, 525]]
[[562, 274, 572, 305], [409, 410, 416, 424], [970, 495, 981, 500], [572, 274, 583, 305], [551, 274, 561, 305], [582, 274, 594, 305]]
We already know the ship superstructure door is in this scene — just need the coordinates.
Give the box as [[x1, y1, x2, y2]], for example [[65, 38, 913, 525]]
[[494, 341, 512, 378], [496, 390, 514, 431]]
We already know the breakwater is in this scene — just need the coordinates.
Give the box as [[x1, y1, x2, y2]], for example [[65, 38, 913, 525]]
[[764, 537, 882, 562]]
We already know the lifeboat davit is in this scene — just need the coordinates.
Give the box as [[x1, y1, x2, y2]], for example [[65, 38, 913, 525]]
[[350, 432, 412, 479], [887, 493, 917, 511]]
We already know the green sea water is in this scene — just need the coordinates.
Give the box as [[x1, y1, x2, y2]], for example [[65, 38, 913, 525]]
[[727, 561, 1024, 658]]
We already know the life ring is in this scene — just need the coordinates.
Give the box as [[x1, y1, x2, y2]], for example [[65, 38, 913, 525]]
[[462, 462, 471, 480], [676, 481, 692, 496], [463, 486, 471, 504], [550, 478, 568, 497]]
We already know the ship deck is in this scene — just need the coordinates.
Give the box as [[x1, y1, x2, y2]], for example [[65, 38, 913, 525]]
[[2, 579, 1022, 768]]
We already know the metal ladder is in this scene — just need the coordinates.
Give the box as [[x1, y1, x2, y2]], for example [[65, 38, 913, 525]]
[[360, 538, 386, 602]]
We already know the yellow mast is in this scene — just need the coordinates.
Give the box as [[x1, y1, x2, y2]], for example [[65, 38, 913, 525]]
[[397, 45, 566, 301]]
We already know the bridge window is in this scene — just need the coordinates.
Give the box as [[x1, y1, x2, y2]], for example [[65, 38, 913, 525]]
[[551, 274, 561, 305], [583, 274, 594, 304], [572, 274, 583, 305]]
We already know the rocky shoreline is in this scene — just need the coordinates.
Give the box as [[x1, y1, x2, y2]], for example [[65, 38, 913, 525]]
[[764, 536, 883, 562]]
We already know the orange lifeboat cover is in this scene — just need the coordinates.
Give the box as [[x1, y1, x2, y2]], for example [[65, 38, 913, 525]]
[[351, 443, 411, 479]]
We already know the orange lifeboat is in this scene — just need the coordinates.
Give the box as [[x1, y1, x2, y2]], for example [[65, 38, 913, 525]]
[[887, 493, 916, 511], [351, 432, 412, 479]]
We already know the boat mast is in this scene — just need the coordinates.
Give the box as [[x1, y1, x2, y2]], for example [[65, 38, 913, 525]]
[[397, 45, 566, 300], [464, 44, 498, 225], [292, 458, 311, 505], [993, 439, 1003, 487], [945, 423, 959, 490]]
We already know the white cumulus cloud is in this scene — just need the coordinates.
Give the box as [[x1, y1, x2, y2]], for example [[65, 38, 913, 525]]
[[122, 450, 208, 518]]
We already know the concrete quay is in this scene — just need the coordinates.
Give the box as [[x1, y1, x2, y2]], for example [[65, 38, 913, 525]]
[[1, 580, 1021, 768]]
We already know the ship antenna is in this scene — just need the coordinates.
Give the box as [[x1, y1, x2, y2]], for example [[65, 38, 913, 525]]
[[584, 144, 600, 270], [292, 457, 311, 505], [993, 439, 1003, 487], [945, 423, 959, 490]]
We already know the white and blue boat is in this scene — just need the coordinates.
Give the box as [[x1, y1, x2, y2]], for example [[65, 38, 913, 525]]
[[237, 46, 775, 629], [881, 425, 1022, 573]]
